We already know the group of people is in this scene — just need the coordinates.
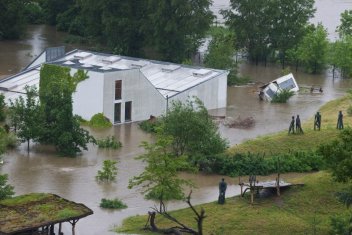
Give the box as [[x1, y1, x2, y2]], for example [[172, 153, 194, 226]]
[[289, 110, 344, 133], [288, 115, 303, 134]]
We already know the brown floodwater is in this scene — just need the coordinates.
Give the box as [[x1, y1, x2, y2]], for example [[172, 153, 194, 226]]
[[1, 1, 352, 234]]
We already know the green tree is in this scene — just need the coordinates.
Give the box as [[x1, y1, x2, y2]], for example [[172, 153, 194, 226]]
[[222, 0, 315, 67], [96, 160, 118, 182], [296, 24, 329, 74], [204, 27, 240, 85], [337, 10, 352, 38], [0, 0, 26, 39], [9, 86, 41, 153], [39, 64, 93, 156], [0, 174, 15, 200], [222, 0, 271, 64], [269, 0, 315, 68], [0, 94, 6, 122], [145, 0, 214, 62], [319, 128, 352, 182], [128, 135, 195, 203], [41, 0, 74, 25], [329, 36, 352, 78], [162, 98, 228, 157]]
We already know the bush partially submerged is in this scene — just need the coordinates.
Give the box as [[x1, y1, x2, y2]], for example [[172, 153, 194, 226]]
[[89, 113, 112, 128], [96, 160, 118, 182], [100, 198, 127, 209], [97, 136, 122, 149], [271, 89, 294, 103]]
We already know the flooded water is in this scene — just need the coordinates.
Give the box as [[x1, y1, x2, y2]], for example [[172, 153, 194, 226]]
[[1, 1, 352, 234]]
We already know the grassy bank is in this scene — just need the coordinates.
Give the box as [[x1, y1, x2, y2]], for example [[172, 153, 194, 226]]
[[117, 172, 347, 234], [228, 96, 352, 155]]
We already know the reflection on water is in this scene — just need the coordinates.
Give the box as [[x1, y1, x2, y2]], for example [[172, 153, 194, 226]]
[[1, 1, 352, 234]]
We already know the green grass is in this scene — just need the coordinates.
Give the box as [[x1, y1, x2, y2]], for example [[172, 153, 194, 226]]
[[0, 193, 92, 233], [228, 96, 352, 156], [117, 172, 347, 235]]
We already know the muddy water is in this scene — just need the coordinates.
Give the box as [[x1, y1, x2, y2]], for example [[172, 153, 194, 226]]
[[1, 1, 352, 234]]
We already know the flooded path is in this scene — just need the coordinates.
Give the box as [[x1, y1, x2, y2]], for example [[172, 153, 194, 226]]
[[1, 1, 352, 234]]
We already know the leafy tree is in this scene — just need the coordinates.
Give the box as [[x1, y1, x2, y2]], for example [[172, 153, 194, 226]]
[[41, 0, 74, 25], [329, 36, 352, 78], [204, 27, 241, 85], [0, 94, 6, 122], [162, 98, 228, 157], [269, 0, 315, 68], [222, 0, 271, 64], [296, 24, 329, 74], [9, 86, 41, 153], [337, 10, 352, 38], [0, 0, 26, 39], [0, 174, 15, 200], [128, 135, 195, 203], [24, 1, 45, 24], [100, 0, 147, 56], [96, 160, 118, 182], [222, 0, 315, 67], [319, 128, 352, 182], [39, 64, 93, 156], [145, 0, 214, 62]]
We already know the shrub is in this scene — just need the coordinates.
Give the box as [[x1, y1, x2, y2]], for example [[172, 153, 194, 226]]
[[97, 136, 122, 149], [271, 89, 295, 103], [193, 151, 323, 176], [0, 174, 15, 200], [139, 119, 160, 133], [96, 160, 118, 182], [5, 133, 18, 149], [347, 105, 352, 116], [89, 113, 112, 128], [100, 198, 127, 209]]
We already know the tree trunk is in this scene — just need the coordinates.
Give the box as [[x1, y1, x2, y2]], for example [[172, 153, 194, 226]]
[[27, 139, 30, 154]]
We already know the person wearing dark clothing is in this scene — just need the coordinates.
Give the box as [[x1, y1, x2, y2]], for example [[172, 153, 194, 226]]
[[337, 111, 344, 130], [314, 112, 321, 131], [218, 178, 227, 204], [296, 115, 303, 134], [288, 116, 295, 134]]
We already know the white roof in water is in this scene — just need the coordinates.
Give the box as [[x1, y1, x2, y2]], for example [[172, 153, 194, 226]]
[[0, 50, 228, 99]]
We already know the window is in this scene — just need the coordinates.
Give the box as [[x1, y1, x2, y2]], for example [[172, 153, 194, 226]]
[[115, 80, 122, 100], [114, 103, 121, 123], [125, 101, 132, 121]]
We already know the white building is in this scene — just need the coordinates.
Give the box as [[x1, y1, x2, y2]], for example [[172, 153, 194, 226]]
[[0, 48, 228, 124]]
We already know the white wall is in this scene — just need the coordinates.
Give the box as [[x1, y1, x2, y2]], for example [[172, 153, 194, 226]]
[[170, 73, 228, 109], [72, 70, 105, 120], [103, 70, 166, 124]]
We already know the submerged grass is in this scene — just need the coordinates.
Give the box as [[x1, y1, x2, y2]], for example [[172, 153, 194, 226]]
[[117, 172, 347, 235], [228, 96, 352, 156]]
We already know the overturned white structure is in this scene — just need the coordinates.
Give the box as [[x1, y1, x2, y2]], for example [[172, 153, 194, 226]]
[[259, 73, 299, 101], [0, 47, 228, 124]]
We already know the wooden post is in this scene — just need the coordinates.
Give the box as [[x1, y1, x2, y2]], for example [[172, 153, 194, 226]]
[[59, 223, 62, 235], [70, 220, 78, 235], [276, 173, 281, 197], [50, 224, 54, 235]]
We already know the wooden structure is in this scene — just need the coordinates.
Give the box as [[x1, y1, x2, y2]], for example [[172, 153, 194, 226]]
[[0, 193, 93, 235], [239, 178, 304, 204]]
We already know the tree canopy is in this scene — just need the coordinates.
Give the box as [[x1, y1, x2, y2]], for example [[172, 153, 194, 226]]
[[319, 128, 352, 182], [296, 24, 329, 74], [0, 0, 26, 39], [222, 0, 315, 66], [128, 135, 195, 202], [39, 64, 93, 156], [162, 98, 228, 157]]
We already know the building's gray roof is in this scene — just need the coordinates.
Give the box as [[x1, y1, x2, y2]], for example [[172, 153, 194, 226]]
[[0, 50, 228, 100]]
